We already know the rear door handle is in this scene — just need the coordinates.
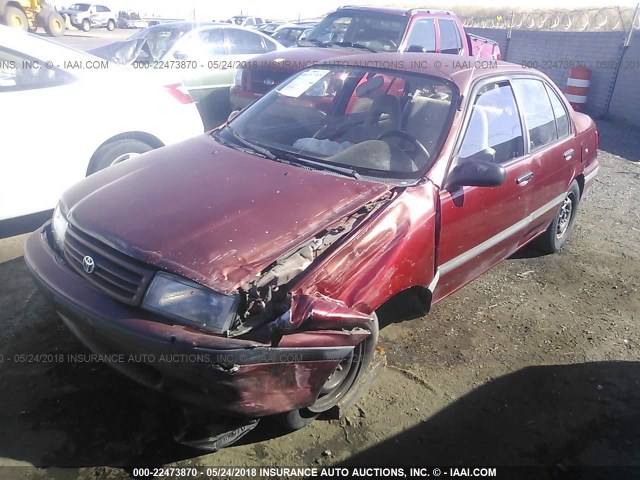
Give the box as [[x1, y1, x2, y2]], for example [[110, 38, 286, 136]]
[[563, 148, 575, 160], [516, 172, 534, 185]]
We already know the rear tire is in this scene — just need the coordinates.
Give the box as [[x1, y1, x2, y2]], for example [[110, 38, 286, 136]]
[[87, 139, 154, 175], [535, 180, 581, 254], [275, 313, 379, 430], [4, 6, 28, 31], [107, 19, 115, 31], [81, 18, 90, 32], [44, 12, 65, 37]]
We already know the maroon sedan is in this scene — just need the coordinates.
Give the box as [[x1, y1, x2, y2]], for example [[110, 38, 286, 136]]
[[25, 53, 599, 432]]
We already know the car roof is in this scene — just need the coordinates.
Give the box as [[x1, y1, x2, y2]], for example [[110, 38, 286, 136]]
[[334, 6, 454, 17], [318, 52, 532, 90]]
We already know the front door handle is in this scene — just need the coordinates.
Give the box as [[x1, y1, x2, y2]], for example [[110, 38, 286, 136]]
[[516, 172, 534, 185], [563, 148, 575, 160]]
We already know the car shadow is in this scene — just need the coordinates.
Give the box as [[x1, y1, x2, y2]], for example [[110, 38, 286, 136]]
[[338, 361, 640, 475], [0, 258, 291, 467]]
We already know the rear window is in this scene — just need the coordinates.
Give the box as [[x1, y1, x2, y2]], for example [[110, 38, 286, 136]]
[[306, 11, 408, 52]]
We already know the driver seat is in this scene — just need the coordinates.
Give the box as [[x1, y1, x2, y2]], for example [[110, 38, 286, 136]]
[[344, 94, 400, 143]]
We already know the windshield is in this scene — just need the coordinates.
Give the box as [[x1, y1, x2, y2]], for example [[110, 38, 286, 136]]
[[221, 66, 457, 180], [304, 11, 408, 52], [68, 3, 91, 11]]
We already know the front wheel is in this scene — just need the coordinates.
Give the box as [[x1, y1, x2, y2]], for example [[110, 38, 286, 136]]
[[107, 19, 115, 31], [87, 139, 154, 175], [81, 18, 90, 32], [535, 180, 581, 253], [276, 313, 379, 430], [4, 6, 28, 31]]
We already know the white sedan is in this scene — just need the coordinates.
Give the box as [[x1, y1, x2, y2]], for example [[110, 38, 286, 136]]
[[0, 26, 204, 236]]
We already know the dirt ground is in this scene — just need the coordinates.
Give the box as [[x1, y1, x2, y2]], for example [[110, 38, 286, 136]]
[[0, 119, 638, 479]]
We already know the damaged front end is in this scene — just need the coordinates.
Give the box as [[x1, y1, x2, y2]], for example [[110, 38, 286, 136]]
[[227, 191, 394, 340]]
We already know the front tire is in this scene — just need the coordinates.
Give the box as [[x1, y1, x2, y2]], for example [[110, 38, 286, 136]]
[[107, 19, 115, 31], [276, 313, 379, 430], [87, 139, 154, 175], [535, 180, 581, 253], [81, 18, 90, 32]]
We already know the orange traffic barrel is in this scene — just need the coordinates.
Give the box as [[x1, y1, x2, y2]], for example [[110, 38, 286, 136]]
[[565, 67, 591, 112]]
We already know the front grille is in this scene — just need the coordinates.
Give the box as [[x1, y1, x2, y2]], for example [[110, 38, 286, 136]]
[[248, 69, 293, 94], [64, 226, 155, 306]]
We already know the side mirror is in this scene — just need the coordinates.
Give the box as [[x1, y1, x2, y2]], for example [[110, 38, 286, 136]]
[[227, 110, 241, 122], [445, 159, 506, 191]]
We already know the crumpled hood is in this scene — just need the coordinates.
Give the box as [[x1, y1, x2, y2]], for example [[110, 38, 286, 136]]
[[61, 134, 391, 294]]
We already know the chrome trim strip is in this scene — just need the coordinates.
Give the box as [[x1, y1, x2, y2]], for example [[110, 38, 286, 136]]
[[427, 269, 440, 293], [439, 192, 566, 276], [584, 166, 599, 183]]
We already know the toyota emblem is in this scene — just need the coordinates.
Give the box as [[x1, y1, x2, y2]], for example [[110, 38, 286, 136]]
[[82, 255, 95, 274], [263, 78, 275, 86]]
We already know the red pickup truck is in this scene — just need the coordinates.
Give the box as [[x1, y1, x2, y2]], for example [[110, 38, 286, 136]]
[[231, 6, 501, 110]]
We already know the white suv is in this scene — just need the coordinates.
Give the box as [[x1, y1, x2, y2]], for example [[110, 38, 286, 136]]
[[59, 3, 117, 32]]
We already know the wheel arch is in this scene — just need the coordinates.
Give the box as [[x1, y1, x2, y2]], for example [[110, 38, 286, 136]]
[[574, 172, 585, 199], [86, 132, 164, 176]]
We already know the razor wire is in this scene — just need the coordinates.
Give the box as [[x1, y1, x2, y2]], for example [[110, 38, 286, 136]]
[[461, 7, 640, 32]]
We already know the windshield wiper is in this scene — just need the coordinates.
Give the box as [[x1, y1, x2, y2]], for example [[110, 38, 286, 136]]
[[278, 151, 362, 180], [226, 127, 277, 160], [213, 129, 361, 180], [329, 41, 376, 52]]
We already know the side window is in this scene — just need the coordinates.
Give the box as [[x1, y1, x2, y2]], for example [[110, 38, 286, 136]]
[[188, 29, 225, 56], [97, 6, 108, 12], [458, 81, 524, 164], [0, 48, 73, 92], [201, 29, 225, 55], [545, 83, 571, 138], [264, 36, 278, 52], [405, 19, 435, 52], [225, 29, 267, 54], [439, 19, 462, 54], [512, 78, 557, 149]]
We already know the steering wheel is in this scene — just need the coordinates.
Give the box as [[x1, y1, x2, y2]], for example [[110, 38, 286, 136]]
[[377, 130, 430, 161]]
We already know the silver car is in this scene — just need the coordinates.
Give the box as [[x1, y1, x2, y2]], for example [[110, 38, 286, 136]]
[[91, 22, 284, 127], [58, 3, 117, 32]]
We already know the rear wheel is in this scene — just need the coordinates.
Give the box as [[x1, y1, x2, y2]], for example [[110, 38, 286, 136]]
[[4, 6, 28, 31], [87, 139, 154, 175], [535, 180, 581, 253], [107, 19, 115, 31], [276, 313, 379, 430]]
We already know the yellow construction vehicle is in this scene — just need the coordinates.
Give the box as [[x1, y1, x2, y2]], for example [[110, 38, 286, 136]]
[[0, 0, 64, 36]]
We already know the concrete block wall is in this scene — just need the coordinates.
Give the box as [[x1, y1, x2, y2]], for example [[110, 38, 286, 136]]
[[466, 28, 639, 126]]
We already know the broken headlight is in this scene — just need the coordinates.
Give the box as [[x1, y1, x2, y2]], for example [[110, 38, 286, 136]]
[[143, 272, 239, 334], [51, 203, 69, 253]]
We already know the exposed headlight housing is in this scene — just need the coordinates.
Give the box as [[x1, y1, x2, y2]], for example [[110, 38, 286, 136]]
[[143, 272, 239, 334], [233, 69, 243, 87], [51, 203, 68, 253]]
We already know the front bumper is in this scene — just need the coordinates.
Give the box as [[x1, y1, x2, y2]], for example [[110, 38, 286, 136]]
[[24, 223, 357, 417]]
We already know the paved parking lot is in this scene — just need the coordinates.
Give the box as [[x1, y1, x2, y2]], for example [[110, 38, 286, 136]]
[[38, 28, 131, 50], [0, 120, 638, 477]]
